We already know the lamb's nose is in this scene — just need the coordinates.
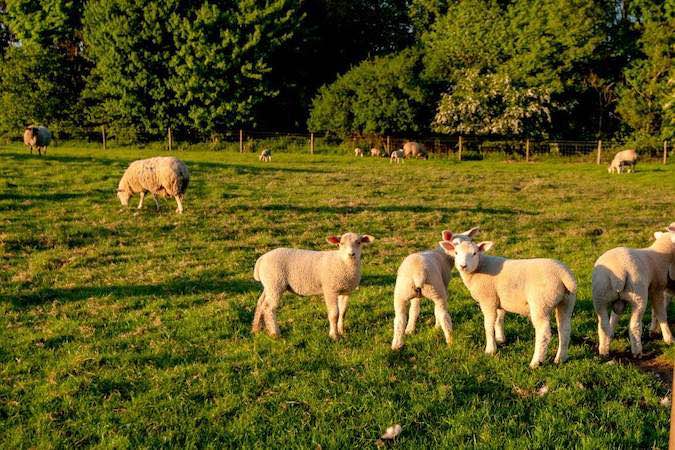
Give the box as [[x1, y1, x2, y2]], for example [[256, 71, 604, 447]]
[[349, 252, 356, 257], [460, 264, 467, 269]]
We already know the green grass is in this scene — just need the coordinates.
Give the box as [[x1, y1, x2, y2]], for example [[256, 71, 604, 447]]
[[0, 143, 674, 448]]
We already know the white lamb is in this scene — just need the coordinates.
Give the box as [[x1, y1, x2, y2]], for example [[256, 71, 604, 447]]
[[649, 224, 675, 336], [117, 156, 189, 214], [593, 225, 675, 357], [354, 148, 364, 157], [608, 149, 638, 174], [260, 149, 272, 162], [252, 232, 375, 340], [390, 149, 404, 164], [370, 148, 381, 157], [391, 227, 480, 350], [441, 239, 577, 368]]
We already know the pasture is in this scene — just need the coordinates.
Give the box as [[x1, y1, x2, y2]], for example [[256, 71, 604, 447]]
[[0, 144, 674, 448]]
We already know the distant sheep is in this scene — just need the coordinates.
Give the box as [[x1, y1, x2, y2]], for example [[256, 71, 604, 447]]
[[391, 227, 479, 350], [608, 149, 637, 174], [403, 141, 428, 160], [354, 148, 364, 157], [260, 149, 272, 162], [253, 232, 375, 340], [117, 157, 190, 214], [593, 225, 675, 357], [23, 126, 52, 156], [390, 149, 404, 164], [370, 148, 381, 157], [442, 239, 576, 368]]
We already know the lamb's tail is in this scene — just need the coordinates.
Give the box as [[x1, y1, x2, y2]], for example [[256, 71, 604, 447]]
[[253, 257, 262, 282], [559, 266, 577, 295], [412, 271, 425, 298], [591, 264, 626, 313]]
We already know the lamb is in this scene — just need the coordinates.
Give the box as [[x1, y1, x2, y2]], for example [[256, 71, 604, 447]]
[[354, 148, 364, 157], [370, 148, 381, 157], [649, 225, 675, 336], [440, 239, 577, 368], [117, 157, 190, 214], [593, 224, 675, 357], [252, 232, 375, 340], [391, 227, 480, 350], [260, 149, 272, 162], [403, 141, 428, 160], [23, 126, 52, 156], [390, 149, 404, 164], [608, 149, 638, 174]]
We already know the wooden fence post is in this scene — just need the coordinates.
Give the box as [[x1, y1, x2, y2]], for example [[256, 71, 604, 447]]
[[386, 136, 390, 154], [239, 129, 244, 153], [168, 127, 173, 152], [525, 139, 530, 162], [596, 140, 602, 164], [664, 140, 669, 164], [310, 132, 315, 154], [458, 136, 463, 161], [101, 125, 106, 151]]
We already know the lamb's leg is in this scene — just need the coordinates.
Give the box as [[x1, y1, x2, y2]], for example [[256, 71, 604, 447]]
[[529, 304, 552, 368], [609, 311, 620, 337], [391, 294, 409, 350], [252, 291, 266, 333], [151, 193, 160, 210], [626, 291, 647, 357], [495, 308, 506, 344], [423, 284, 452, 345], [649, 306, 659, 337], [480, 304, 498, 355], [337, 295, 349, 336], [175, 195, 184, 214], [650, 290, 673, 344], [594, 295, 613, 356], [323, 291, 339, 341], [262, 291, 281, 338], [406, 297, 421, 335], [137, 192, 145, 209], [554, 293, 575, 364]]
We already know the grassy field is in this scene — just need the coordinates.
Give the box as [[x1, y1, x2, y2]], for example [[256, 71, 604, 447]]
[[1, 143, 674, 448]]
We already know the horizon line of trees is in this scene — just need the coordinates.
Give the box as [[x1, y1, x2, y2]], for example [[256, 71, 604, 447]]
[[0, 0, 672, 149]]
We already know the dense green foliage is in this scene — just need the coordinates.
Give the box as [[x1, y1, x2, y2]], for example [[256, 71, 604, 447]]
[[1, 145, 674, 447]]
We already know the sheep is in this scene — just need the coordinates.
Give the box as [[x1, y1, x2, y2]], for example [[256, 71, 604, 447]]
[[440, 239, 577, 368], [260, 149, 272, 162], [23, 126, 52, 156], [252, 232, 375, 340], [592, 225, 675, 357], [608, 149, 637, 174], [117, 157, 190, 214], [391, 227, 480, 350], [370, 148, 381, 157], [354, 148, 364, 157], [649, 224, 675, 336], [403, 141, 428, 160], [390, 149, 404, 164]]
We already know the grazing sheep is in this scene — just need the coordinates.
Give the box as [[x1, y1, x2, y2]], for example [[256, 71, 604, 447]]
[[403, 141, 428, 160], [23, 126, 52, 156], [260, 149, 272, 162], [354, 148, 364, 157], [390, 149, 404, 164], [592, 226, 675, 357], [370, 148, 381, 157], [252, 232, 375, 340], [117, 157, 190, 214], [391, 227, 480, 350], [441, 240, 577, 368], [608, 149, 638, 174]]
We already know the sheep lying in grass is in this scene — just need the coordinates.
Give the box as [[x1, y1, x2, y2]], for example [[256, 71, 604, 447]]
[[608, 149, 637, 174], [442, 239, 576, 368], [259, 149, 272, 162], [390, 149, 404, 164], [391, 227, 479, 350], [117, 157, 190, 214], [23, 126, 52, 156], [354, 148, 364, 157], [253, 232, 375, 340], [594, 224, 675, 356]]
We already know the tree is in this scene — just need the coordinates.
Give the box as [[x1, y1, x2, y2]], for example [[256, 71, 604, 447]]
[[432, 69, 552, 136], [308, 49, 429, 136]]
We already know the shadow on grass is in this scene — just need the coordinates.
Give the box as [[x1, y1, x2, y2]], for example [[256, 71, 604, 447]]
[[7, 276, 259, 309]]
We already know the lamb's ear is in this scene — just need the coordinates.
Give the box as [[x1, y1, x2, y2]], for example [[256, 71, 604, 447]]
[[360, 235, 375, 245], [326, 236, 340, 245], [441, 230, 453, 241], [477, 241, 494, 253], [465, 226, 480, 238], [438, 241, 456, 256], [668, 223, 675, 233], [655, 231, 665, 240]]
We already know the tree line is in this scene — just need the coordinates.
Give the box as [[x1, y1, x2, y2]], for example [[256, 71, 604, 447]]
[[0, 0, 672, 148]]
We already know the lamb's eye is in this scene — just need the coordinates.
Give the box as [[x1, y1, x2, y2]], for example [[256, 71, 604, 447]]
[[472, 252, 476, 256]]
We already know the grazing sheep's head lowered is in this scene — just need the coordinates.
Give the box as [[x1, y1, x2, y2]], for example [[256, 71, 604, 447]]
[[438, 240, 494, 272], [326, 232, 375, 262], [117, 188, 131, 206]]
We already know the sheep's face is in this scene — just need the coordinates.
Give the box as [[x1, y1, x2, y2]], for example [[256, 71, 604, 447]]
[[438, 240, 494, 273], [117, 189, 131, 206], [327, 232, 375, 262]]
